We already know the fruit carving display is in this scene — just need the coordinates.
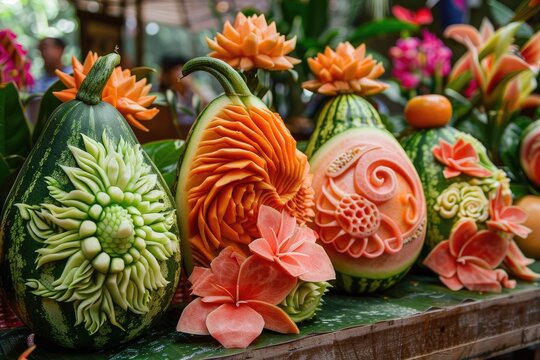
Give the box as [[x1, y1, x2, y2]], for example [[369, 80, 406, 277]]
[[402, 95, 538, 292], [0, 53, 181, 349], [304, 43, 427, 293], [175, 57, 314, 270]]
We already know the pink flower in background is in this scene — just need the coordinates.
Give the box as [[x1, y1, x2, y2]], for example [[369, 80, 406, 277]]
[[390, 30, 451, 90], [0, 29, 34, 90], [392, 5, 433, 25]]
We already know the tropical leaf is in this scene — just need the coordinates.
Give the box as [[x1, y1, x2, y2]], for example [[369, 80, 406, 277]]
[[348, 19, 418, 44], [142, 139, 185, 190], [32, 79, 66, 143]]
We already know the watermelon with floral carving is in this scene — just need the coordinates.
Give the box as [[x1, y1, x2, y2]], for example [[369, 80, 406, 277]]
[[402, 95, 539, 292]]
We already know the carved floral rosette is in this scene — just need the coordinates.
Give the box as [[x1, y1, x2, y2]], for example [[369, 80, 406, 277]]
[[17, 132, 179, 334], [310, 128, 427, 280]]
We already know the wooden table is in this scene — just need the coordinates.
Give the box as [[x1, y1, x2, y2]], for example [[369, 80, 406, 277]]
[[2, 269, 540, 360]]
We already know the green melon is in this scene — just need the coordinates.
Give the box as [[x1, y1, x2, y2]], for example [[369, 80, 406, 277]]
[[0, 54, 181, 350], [304, 94, 383, 158], [402, 126, 503, 258]]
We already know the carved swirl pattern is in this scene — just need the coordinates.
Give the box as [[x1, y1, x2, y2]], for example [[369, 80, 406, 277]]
[[186, 104, 315, 266], [19, 132, 179, 334], [316, 145, 423, 258]]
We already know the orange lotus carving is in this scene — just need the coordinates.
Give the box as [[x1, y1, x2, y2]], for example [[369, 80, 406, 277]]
[[185, 104, 315, 266]]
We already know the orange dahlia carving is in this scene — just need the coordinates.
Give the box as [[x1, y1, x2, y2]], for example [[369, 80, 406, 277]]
[[54, 52, 159, 132], [207, 13, 300, 71], [186, 104, 315, 266], [303, 42, 389, 96]]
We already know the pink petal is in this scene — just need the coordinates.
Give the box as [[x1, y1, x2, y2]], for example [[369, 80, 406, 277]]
[[391, 5, 415, 23], [495, 269, 516, 289], [276, 255, 307, 278], [453, 139, 478, 160], [238, 255, 297, 304], [443, 168, 462, 178], [177, 298, 219, 335], [459, 230, 507, 268], [277, 207, 297, 245], [246, 300, 299, 333], [456, 257, 502, 293], [295, 242, 336, 282], [257, 205, 281, 252], [189, 267, 211, 286], [210, 247, 244, 296], [449, 219, 478, 257], [439, 274, 464, 291], [486, 55, 530, 95], [507, 240, 535, 266], [423, 241, 457, 278], [415, 8, 433, 25], [500, 206, 528, 224], [504, 253, 540, 281], [506, 222, 532, 239], [444, 24, 483, 47], [249, 238, 277, 262], [206, 303, 264, 348]]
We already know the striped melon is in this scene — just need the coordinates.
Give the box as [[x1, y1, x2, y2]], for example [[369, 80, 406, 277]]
[[304, 94, 383, 158], [402, 126, 502, 258], [0, 54, 181, 349]]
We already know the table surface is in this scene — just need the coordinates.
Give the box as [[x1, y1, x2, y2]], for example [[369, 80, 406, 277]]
[[2, 264, 540, 360]]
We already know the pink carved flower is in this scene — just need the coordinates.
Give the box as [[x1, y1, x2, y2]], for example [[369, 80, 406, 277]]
[[249, 205, 335, 282], [432, 138, 492, 178], [504, 240, 540, 281], [423, 219, 514, 292], [391, 5, 433, 25], [487, 187, 531, 238], [177, 247, 298, 349], [0, 29, 34, 90]]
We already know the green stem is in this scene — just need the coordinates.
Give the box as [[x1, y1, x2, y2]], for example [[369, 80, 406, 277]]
[[76, 53, 120, 105], [182, 57, 251, 97]]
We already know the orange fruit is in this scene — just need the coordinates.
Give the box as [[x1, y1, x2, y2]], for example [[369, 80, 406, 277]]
[[404, 94, 452, 129], [515, 195, 540, 259]]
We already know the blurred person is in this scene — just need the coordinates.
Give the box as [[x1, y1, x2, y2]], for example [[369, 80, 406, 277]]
[[32, 37, 71, 93], [159, 55, 213, 129]]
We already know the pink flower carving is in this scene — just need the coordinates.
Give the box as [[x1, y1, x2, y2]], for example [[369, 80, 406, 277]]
[[177, 247, 298, 349], [432, 138, 492, 178], [487, 187, 531, 238], [0, 29, 34, 90], [423, 219, 514, 292], [249, 205, 335, 282]]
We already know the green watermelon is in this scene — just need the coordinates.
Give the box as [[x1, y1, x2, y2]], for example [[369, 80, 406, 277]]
[[402, 126, 504, 258], [0, 53, 181, 350], [304, 94, 383, 158]]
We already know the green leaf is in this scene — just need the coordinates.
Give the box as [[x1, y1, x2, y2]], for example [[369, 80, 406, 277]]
[[142, 139, 185, 190], [487, 0, 534, 37], [500, 118, 531, 182], [348, 19, 418, 44], [32, 79, 66, 144], [0, 82, 31, 162]]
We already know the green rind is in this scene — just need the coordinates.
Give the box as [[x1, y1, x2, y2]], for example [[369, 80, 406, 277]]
[[0, 102, 181, 350], [304, 94, 383, 158], [402, 126, 499, 259], [334, 266, 411, 294]]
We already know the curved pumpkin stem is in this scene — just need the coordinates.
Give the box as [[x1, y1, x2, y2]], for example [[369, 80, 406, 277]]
[[76, 53, 121, 105], [182, 57, 251, 97]]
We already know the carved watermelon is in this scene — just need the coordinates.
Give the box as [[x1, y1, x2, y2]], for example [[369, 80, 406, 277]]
[[310, 127, 426, 293]]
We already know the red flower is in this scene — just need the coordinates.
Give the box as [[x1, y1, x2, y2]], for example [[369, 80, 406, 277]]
[[487, 187, 531, 238], [392, 5, 433, 25], [177, 247, 298, 348], [432, 138, 492, 178], [423, 219, 514, 292], [249, 205, 335, 281]]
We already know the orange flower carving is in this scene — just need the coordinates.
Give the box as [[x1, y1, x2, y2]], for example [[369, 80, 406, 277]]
[[185, 104, 315, 266], [302, 42, 389, 96], [54, 52, 159, 132], [432, 138, 492, 179], [207, 13, 300, 71]]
